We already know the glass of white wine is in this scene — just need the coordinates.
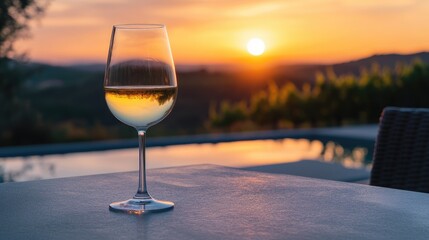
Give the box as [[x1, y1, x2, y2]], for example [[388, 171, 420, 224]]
[[104, 24, 177, 213]]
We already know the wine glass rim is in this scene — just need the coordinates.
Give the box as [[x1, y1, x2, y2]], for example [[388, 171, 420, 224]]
[[114, 24, 165, 29]]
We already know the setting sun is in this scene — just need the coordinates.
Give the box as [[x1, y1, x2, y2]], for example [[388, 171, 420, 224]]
[[247, 38, 265, 56]]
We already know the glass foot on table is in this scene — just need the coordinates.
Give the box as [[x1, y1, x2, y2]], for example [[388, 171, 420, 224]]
[[109, 198, 174, 214]]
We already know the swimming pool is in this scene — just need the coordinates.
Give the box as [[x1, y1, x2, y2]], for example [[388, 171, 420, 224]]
[[0, 137, 372, 183]]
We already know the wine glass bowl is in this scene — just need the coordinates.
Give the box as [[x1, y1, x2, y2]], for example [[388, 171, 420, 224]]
[[104, 84, 177, 130], [104, 24, 177, 213]]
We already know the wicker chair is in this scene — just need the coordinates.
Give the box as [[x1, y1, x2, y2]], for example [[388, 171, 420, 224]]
[[370, 107, 429, 193]]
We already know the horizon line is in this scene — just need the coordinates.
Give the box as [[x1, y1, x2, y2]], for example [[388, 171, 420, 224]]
[[27, 50, 429, 69]]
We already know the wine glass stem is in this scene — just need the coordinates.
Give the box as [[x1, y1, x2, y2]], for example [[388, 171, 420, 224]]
[[135, 130, 151, 199]]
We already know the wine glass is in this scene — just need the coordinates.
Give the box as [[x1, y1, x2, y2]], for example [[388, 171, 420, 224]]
[[104, 24, 177, 213]]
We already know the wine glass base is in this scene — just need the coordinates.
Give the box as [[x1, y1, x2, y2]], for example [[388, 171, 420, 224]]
[[109, 198, 174, 214]]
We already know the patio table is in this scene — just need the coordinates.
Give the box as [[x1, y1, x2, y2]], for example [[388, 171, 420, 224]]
[[0, 164, 428, 239]]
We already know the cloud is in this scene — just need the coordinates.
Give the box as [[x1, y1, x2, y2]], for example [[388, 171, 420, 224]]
[[40, 0, 425, 29], [342, 0, 418, 8]]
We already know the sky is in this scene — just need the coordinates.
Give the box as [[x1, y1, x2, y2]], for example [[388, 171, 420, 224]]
[[15, 0, 429, 66]]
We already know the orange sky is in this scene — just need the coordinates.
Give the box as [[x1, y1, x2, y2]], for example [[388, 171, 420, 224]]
[[15, 0, 429, 65]]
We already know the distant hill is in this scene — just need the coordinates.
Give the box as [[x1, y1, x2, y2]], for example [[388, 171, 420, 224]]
[[273, 52, 429, 86], [24, 51, 429, 93], [331, 52, 429, 75], [31, 51, 429, 85], [23, 62, 103, 90], [339, 52, 429, 67], [68, 63, 106, 72]]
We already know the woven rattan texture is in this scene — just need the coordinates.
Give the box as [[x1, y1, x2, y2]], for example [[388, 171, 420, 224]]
[[370, 107, 429, 193]]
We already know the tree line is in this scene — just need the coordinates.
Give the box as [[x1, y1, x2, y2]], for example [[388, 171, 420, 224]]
[[208, 61, 429, 131]]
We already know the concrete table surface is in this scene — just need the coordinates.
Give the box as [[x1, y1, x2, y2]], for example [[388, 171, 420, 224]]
[[0, 164, 428, 240]]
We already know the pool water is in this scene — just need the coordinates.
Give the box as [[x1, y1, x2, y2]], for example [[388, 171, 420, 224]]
[[0, 138, 371, 183]]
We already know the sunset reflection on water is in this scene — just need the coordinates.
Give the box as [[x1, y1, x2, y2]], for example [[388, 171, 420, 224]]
[[0, 138, 369, 182]]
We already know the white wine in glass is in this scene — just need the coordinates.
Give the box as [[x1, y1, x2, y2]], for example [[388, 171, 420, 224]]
[[104, 24, 177, 213]]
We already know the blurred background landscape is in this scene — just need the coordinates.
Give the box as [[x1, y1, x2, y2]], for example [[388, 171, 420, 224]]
[[2, 0, 429, 146], [2, 53, 429, 146]]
